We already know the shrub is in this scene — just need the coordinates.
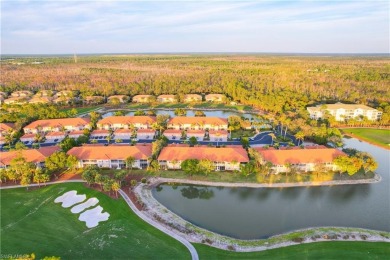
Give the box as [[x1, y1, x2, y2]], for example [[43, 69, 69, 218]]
[[130, 179, 137, 187], [141, 178, 147, 184]]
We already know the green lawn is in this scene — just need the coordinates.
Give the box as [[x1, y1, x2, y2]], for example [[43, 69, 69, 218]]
[[0, 183, 190, 259], [230, 129, 256, 139], [60, 106, 101, 115], [155, 103, 189, 108], [194, 241, 390, 259], [341, 128, 390, 147], [125, 103, 151, 109]]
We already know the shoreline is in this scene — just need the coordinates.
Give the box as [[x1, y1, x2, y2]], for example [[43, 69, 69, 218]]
[[149, 173, 381, 189], [343, 133, 390, 150], [134, 180, 390, 252]]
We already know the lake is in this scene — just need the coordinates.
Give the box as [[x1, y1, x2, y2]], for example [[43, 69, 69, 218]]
[[152, 138, 390, 239], [102, 109, 262, 121]]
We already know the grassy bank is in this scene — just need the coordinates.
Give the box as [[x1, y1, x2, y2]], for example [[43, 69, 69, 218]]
[[152, 169, 376, 184], [60, 106, 102, 115], [0, 183, 189, 259], [341, 128, 390, 148], [194, 241, 390, 259]]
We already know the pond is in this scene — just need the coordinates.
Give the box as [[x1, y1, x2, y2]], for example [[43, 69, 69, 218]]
[[102, 109, 262, 121], [152, 138, 390, 239]]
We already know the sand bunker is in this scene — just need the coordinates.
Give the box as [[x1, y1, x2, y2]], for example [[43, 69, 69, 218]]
[[54, 190, 86, 208], [71, 198, 99, 214], [79, 206, 110, 228]]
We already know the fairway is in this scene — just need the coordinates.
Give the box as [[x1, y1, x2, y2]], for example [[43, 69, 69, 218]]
[[342, 128, 390, 147], [194, 241, 390, 259], [0, 183, 190, 259]]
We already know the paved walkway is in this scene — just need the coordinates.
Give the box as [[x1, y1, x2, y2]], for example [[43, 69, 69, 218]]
[[118, 189, 199, 260]]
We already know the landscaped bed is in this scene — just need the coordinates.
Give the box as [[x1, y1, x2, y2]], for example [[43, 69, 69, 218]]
[[0, 183, 190, 259]]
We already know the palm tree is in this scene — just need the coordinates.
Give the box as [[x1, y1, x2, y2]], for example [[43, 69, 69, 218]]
[[125, 156, 136, 172], [111, 181, 120, 198], [4, 129, 15, 149], [294, 131, 305, 146], [268, 133, 276, 146], [34, 133, 45, 148]]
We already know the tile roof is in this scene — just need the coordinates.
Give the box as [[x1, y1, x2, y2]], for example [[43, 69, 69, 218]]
[[24, 118, 91, 130], [184, 94, 202, 100], [209, 130, 228, 135], [254, 148, 345, 165], [168, 117, 228, 126], [68, 130, 85, 136], [0, 123, 16, 132], [133, 95, 152, 99], [0, 146, 60, 166], [20, 133, 36, 139], [137, 129, 155, 133], [67, 144, 152, 160], [97, 116, 156, 126], [91, 129, 110, 135], [45, 131, 66, 137], [205, 94, 225, 99], [158, 146, 249, 162]]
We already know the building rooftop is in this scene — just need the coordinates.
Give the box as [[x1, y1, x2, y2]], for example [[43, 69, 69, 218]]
[[254, 147, 345, 165], [168, 116, 228, 126], [97, 116, 156, 126], [0, 146, 60, 167], [158, 146, 249, 162], [24, 118, 91, 130], [67, 144, 152, 160]]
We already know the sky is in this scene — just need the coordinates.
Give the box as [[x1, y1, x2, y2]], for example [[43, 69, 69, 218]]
[[1, 0, 389, 54]]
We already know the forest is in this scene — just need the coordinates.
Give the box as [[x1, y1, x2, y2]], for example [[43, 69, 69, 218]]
[[1, 54, 389, 127]]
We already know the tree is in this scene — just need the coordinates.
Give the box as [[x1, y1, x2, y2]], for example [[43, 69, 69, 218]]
[[147, 160, 160, 174], [268, 133, 276, 146], [134, 110, 146, 116], [59, 137, 77, 152], [33, 168, 50, 186], [89, 111, 101, 128], [114, 170, 128, 186], [3, 129, 16, 149], [45, 152, 69, 172], [34, 133, 45, 148], [198, 159, 214, 175], [67, 154, 79, 170], [188, 136, 198, 146], [174, 108, 186, 116], [357, 152, 378, 174], [14, 141, 27, 150], [228, 115, 241, 131], [114, 110, 125, 116], [181, 159, 199, 175], [125, 156, 136, 171], [194, 110, 205, 117], [240, 161, 256, 177], [76, 134, 89, 145], [112, 181, 121, 198], [82, 166, 99, 186], [241, 137, 250, 149], [103, 178, 113, 193], [294, 131, 305, 146], [95, 174, 107, 191]]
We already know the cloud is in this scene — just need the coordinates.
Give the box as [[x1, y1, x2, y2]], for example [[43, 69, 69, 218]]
[[1, 0, 388, 54]]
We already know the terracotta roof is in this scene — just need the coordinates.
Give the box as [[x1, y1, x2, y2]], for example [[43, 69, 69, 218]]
[[45, 131, 66, 137], [254, 148, 345, 165], [11, 91, 33, 97], [0, 146, 60, 166], [186, 130, 205, 135], [168, 117, 228, 126], [24, 118, 91, 130], [91, 129, 110, 135], [0, 123, 16, 132], [209, 130, 228, 135], [114, 129, 132, 134], [20, 133, 36, 139], [67, 145, 152, 160], [158, 146, 249, 162], [68, 130, 85, 136], [97, 116, 156, 126]]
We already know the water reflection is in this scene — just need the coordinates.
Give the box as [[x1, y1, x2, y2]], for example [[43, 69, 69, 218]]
[[152, 138, 390, 239], [180, 186, 215, 200]]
